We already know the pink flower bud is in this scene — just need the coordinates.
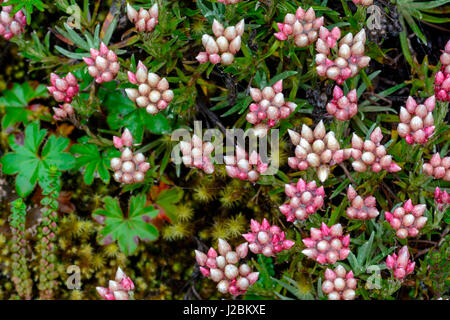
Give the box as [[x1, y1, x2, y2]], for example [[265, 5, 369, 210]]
[[113, 136, 123, 149], [272, 80, 283, 93], [195, 250, 207, 266], [200, 267, 210, 277], [121, 128, 133, 147], [196, 52, 209, 64]]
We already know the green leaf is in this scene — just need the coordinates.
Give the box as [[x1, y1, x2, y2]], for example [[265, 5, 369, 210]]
[[398, 19, 416, 71], [268, 71, 298, 87], [104, 91, 171, 143], [347, 251, 362, 275], [93, 194, 160, 255], [0, 83, 48, 128], [0, 122, 74, 197], [156, 188, 183, 222], [357, 231, 375, 267], [70, 142, 114, 185]]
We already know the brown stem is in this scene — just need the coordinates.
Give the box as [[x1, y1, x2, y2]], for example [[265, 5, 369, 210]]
[[339, 163, 356, 185]]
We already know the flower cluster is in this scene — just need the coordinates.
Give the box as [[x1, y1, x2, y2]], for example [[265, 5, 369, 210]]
[[397, 96, 435, 145], [422, 153, 450, 181], [274, 7, 324, 48], [386, 246, 415, 280], [0, 1, 26, 40], [195, 240, 259, 296], [47, 73, 79, 103], [126, 61, 174, 115], [287, 121, 349, 182], [179, 134, 215, 174], [224, 145, 268, 183], [351, 0, 373, 6], [302, 223, 350, 264], [196, 19, 244, 65], [126, 3, 158, 33], [316, 29, 371, 84], [435, 40, 450, 102], [279, 179, 325, 222], [52, 103, 74, 121], [350, 127, 401, 173], [321, 265, 357, 300], [246, 80, 297, 136], [384, 200, 427, 239], [242, 218, 295, 257], [110, 129, 150, 184], [96, 267, 135, 300], [83, 42, 120, 83], [346, 185, 379, 220], [434, 187, 449, 212], [326, 86, 358, 121]]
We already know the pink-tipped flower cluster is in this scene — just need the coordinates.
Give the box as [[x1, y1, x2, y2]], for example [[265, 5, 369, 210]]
[[351, 0, 373, 6], [274, 7, 324, 48], [326, 86, 358, 121], [217, 0, 243, 4], [96, 267, 135, 300], [287, 121, 350, 182], [346, 185, 379, 220], [434, 187, 450, 212], [196, 19, 244, 66], [279, 179, 325, 222], [246, 80, 297, 136], [195, 239, 259, 296], [384, 199, 427, 239], [422, 153, 450, 181], [316, 28, 371, 84], [350, 127, 401, 173], [83, 42, 120, 83], [321, 265, 357, 300], [386, 246, 415, 280], [52, 103, 74, 121], [179, 134, 214, 174], [47, 73, 79, 103], [0, 2, 26, 40], [224, 145, 268, 183], [397, 96, 435, 145], [435, 40, 450, 101], [302, 223, 350, 264], [242, 218, 295, 257], [110, 129, 150, 184], [126, 61, 174, 115], [127, 3, 158, 33]]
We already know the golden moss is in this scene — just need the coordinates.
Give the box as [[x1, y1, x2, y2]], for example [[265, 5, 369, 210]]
[[103, 243, 120, 258], [163, 223, 191, 241], [193, 183, 215, 203], [224, 213, 247, 238], [176, 204, 194, 222], [69, 290, 83, 300], [90, 254, 105, 271], [210, 220, 230, 241]]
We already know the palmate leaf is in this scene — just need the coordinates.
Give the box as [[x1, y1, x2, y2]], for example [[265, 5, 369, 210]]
[[0, 82, 48, 128], [93, 194, 159, 255], [155, 188, 184, 222], [70, 142, 118, 185], [0, 122, 75, 197], [104, 90, 171, 143]]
